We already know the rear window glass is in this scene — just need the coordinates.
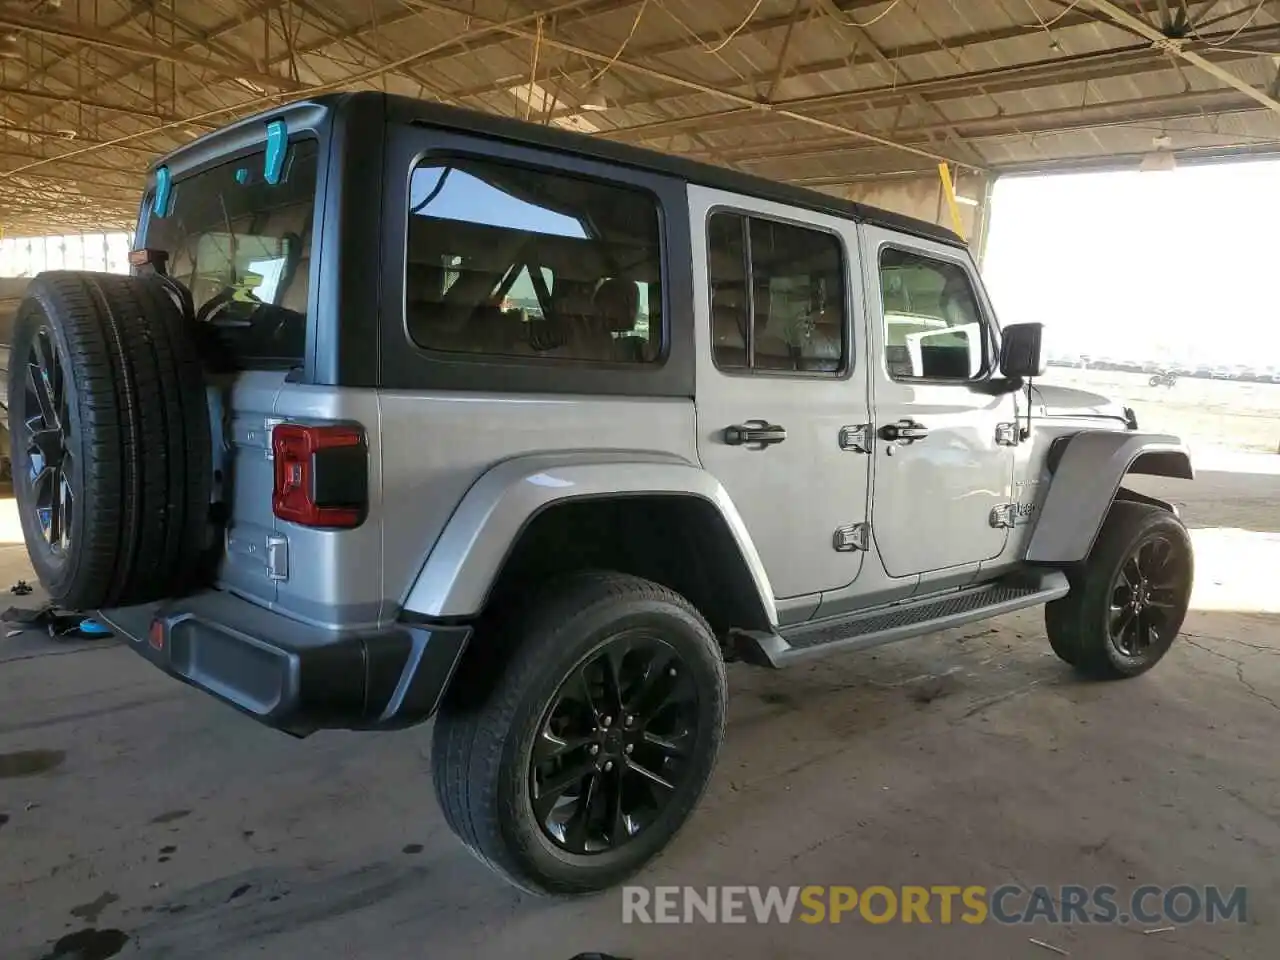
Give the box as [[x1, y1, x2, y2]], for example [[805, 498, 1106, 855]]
[[405, 157, 663, 364], [144, 139, 318, 370]]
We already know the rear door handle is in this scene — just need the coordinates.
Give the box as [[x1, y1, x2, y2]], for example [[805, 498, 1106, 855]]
[[723, 419, 787, 448], [879, 419, 929, 443]]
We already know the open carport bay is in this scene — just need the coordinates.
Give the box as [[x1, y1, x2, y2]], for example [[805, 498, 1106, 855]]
[[2, 451, 1277, 960], [1, 1, 1279, 956]]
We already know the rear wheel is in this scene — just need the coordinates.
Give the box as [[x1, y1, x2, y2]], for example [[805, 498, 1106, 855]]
[[1045, 501, 1193, 679], [432, 572, 726, 894], [8, 272, 211, 609]]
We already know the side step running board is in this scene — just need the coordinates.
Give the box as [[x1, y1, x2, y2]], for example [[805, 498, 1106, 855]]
[[739, 571, 1070, 668]]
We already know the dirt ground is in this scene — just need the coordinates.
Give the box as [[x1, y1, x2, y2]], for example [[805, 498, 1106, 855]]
[[1043, 368, 1280, 455], [1, 397, 1278, 959]]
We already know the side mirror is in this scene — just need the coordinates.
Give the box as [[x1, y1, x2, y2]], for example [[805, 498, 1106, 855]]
[[999, 322, 1047, 379]]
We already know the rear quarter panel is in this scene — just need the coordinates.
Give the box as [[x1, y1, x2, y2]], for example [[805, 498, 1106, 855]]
[[377, 392, 697, 620], [268, 384, 384, 627]]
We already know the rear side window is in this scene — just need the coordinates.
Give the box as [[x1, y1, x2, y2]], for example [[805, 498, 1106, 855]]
[[708, 211, 846, 374], [145, 139, 318, 370], [880, 247, 988, 381], [405, 157, 663, 364]]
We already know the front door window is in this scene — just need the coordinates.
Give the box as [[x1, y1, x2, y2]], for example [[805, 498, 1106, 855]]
[[880, 247, 990, 382]]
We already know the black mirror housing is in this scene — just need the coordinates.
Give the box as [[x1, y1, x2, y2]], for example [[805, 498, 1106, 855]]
[[999, 322, 1047, 379]]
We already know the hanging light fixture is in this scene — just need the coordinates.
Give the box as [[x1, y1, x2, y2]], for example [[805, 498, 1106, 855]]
[[1139, 134, 1176, 172], [580, 80, 609, 112]]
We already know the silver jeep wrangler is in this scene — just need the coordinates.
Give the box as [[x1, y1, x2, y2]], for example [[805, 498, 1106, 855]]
[[9, 92, 1194, 895]]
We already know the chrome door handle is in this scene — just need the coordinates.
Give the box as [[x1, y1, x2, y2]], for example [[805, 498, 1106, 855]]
[[879, 419, 929, 443], [723, 419, 788, 448]]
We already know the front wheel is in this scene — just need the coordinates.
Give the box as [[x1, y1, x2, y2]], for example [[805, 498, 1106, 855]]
[[431, 572, 726, 894], [1045, 501, 1194, 679]]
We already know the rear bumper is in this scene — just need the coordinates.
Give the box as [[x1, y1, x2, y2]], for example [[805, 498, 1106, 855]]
[[100, 591, 471, 737]]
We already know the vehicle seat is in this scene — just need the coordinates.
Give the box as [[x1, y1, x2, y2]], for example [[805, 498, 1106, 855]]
[[278, 255, 309, 314], [594, 278, 638, 332], [533, 279, 593, 355], [264, 203, 310, 310], [752, 280, 794, 371], [275, 222, 310, 314], [940, 274, 980, 327], [711, 286, 747, 368], [594, 277, 651, 363], [796, 319, 842, 372], [886, 343, 913, 378], [405, 261, 451, 345]]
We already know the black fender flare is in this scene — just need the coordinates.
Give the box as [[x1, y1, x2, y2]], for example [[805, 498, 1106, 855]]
[[1026, 431, 1192, 564]]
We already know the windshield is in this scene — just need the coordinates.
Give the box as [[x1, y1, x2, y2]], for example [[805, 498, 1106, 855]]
[[143, 139, 318, 370]]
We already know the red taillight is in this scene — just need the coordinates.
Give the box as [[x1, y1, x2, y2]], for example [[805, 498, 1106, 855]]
[[272, 423, 367, 528]]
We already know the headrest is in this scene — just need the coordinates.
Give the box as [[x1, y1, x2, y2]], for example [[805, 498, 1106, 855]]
[[594, 278, 639, 332], [553, 278, 596, 318], [406, 261, 444, 303], [712, 304, 746, 348]]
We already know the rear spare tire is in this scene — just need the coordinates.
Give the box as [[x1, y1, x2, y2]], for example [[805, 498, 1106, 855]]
[[7, 272, 212, 609]]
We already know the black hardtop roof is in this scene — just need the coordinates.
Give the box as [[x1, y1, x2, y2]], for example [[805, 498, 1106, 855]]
[[157, 91, 966, 249]]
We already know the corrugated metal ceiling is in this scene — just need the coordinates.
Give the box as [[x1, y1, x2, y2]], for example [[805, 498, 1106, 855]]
[[0, 0, 1275, 232]]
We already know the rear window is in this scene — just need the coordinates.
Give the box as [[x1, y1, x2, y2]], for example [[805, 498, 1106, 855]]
[[405, 156, 663, 364], [144, 139, 318, 370]]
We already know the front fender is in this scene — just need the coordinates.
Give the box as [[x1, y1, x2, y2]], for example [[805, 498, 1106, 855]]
[[401, 451, 777, 623], [1026, 431, 1193, 564]]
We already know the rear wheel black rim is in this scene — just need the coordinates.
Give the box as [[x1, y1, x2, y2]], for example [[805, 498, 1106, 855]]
[[1109, 534, 1186, 658], [529, 631, 701, 855], [21, 326, 74, 554]]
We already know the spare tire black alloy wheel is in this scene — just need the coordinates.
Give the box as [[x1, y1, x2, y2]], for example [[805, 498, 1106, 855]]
[[9, 272, 212, 610], [532, 633, 699, 855], [20, 326, 74, 556]]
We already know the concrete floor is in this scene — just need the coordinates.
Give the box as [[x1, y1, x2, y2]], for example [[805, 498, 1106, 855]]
[[2, 454, 1278, 960]]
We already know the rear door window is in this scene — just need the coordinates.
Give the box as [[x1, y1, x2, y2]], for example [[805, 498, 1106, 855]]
[[144, 139, 318, 370], [708, 211, 846, 374], [405, 157, 662, 364]]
